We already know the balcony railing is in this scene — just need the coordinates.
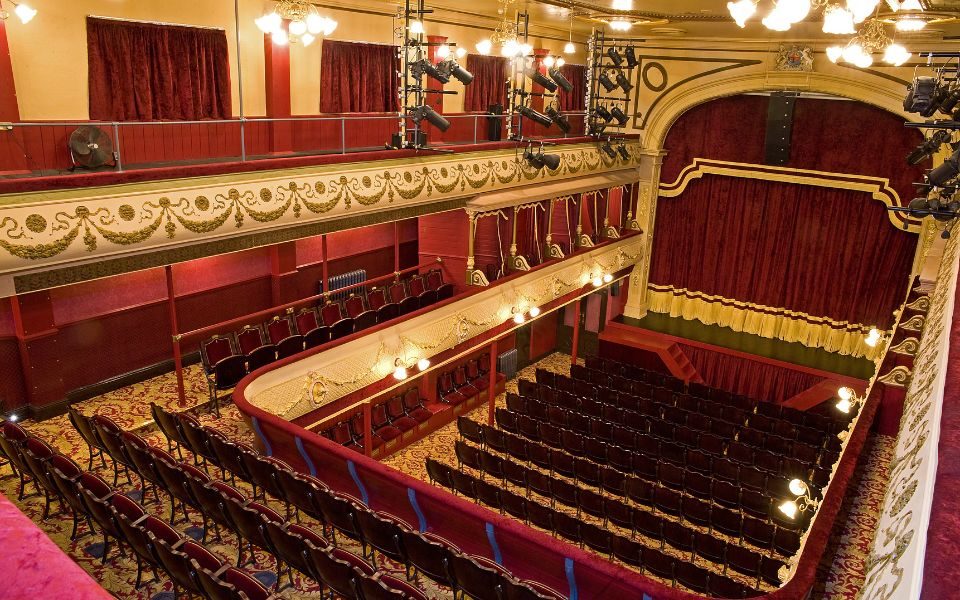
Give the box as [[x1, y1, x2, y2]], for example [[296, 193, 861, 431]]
[[0, 112, 588, 179]]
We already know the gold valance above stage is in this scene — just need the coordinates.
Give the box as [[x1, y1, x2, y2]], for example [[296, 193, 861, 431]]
[[646, 284, 884, 360]]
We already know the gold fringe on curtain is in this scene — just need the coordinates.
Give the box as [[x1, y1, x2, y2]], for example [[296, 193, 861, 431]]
[[646, 284, 883, 360]]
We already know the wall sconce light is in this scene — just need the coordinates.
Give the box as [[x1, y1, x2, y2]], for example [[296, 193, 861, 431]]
[[836, 386, 863, 415], [529, 306, 541, 318], [393, 358, 409, 381], [511, 305, 542, 324], [591, 276, 603, 287], [778, 479, 819, 520], [417, 358, 431, 371], [603, 273, 613, 283], [7, 413, 18, 422], [864, 327, 883, 348]]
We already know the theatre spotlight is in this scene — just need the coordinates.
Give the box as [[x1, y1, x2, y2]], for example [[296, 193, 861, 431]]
[[525, 68, 558, 92], [625, 46, 639, 68], [594, 105, 613, 122], [617, 143, 630, 160], [413, 58, 449, 84], [518, 105, 554, 127], [412, 105, 451, 132], [598, 71, 618, 93], [610, 105, 629, 127], [907, 130, 951, 165], [438, 59, 474, 85], [545, 105, 571, 133], [607, 47, 624, 66], [549, 67, 574, 93], [525, 147, 561, 170], [928, 148, 960, 187], [601, 140, 617, 159], [616, 71, 634, 94]]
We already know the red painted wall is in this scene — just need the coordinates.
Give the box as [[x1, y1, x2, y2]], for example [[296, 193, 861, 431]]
[[418, 210, 469, 293]]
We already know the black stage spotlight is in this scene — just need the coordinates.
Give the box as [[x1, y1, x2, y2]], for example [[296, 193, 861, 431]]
[[940, 86, 960, 115], [412, 105, 451, 132], [438, 59, 474, 85], [549, 67, 574, 93], [907, 130, 951, 166], [625, 46, 638, 68], [929, 148, 960, 186], [525, 149, 545, 169], [525, 68, 558, 93], [598, 71, 618, 93], [525, 148, 562, 170], [610, 105, 629, 127], [617, 143, 630, 160], [594, 105, 613, 122], [607, 47, 624, 67], [589, 122, 607, 136], [413, 58, 449, 84], [518, 105, 554, 127], [616, 71, 633, 94], [545, 105, 571, 133], [600, 140, 617, 159]]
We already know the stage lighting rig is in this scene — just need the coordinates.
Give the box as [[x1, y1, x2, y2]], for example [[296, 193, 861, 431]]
[[525, 67, 558, 93], [907, 130, 952, 165], [587, 30, 638, 140], [545, 104, 571, 133], [518, 104, 554, 128], [524, 144, 562, 170], [411, 105, 451, 132], [594, 105, 613, 122], [610, 105, 629, 127], [549, 67, 574, 93], [600, 139, 617, 159]]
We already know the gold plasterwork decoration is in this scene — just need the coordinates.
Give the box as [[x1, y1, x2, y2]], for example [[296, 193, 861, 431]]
[[659, 158, 921, 233], [244, 235, 645, 420], [861, 231, 960, 599], [888, 337, 920, 356], [0, 142, 642, 277], [876, 365, 913, 388], [900, 315, 926, 331], [904, 296, 930, 313], [647, 284, 884, 359]]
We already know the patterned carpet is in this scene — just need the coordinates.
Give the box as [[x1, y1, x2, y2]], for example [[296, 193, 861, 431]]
[[1, 353, 893, 599]]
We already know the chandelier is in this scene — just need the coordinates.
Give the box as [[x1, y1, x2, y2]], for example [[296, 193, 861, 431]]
[[826, 17, 910, 67], [255, 1, 338, 46], [0, 0, 36, 24], [477, 0, 529, 56], [726, 0, 951, 34]]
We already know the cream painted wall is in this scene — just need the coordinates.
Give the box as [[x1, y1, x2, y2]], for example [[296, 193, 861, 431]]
[[4, 0, 587, 120]]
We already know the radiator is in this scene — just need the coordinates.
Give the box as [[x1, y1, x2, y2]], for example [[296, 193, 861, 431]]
[[497, 348, 518, 380], [320, 269, 367, 301]]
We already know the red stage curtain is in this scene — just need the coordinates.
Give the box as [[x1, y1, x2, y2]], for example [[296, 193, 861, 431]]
[[464, 55, 508, 111], [87, 17, 232, 121], [320, 40, 398, 113], [649, 175, 916, 329], [516, 202, 548, 266], [679, 344, 826, 404], [659, 95, 924, 202], [558, 64, 586, 112]]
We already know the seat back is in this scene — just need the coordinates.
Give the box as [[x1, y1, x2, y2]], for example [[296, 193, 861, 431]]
[[387, 282, 408, 304], [367, 288, 388, 310], [214, 355, 249, 388], [150, 403, 186, 448], [200, 335, 236, 372], [320, 302, 344, 326], [294, 307, 320, 335], [91, 415, 131, 467], [344, 295, 366, 318], [266, 314, 295, 344], [236, 326, 267, 355]]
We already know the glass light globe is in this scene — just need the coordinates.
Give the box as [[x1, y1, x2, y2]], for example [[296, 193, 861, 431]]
[[842, 43, 865, 63], [609, 19, 632, 31], [826, 45, 844, 62], [853, 52, 873, 68], [612, 0, 634, 9], [529, 306, 541, 318], [322, 18, 338, 36], [513, 312, 526, 324], [501, 39, 520, 57], [837, 397, 852, 413], [896, 17, 925, 31], [788, 479, 807, 496], [838, 386, 854, 401], [456, 47, 468, 59], [592, 277, 602, 287], [776, 0, 811, 23], [603, 273, 613, 283], [543, 56, 556, 68], [556, 57, 566, 67], [476, 39, 493, 55], [256, 12, 282, 34], [14, 3, 36, 24], [762, 13, 791, 31], [564, 41, 576, 54], [393, 366, 408, 380], [417, 358, 431, 371], [272, 28, 289, 46], [727, 0, 757, 28], [301, 33, 316, 47], [822, 6, 856, 34], [410, 20, 425, 35], [289, 20, 307, 36], [846, 0, 879, 23], [778, 500, 799, 519], [436, 44, 450, 59], [520, 43, 533, 56], [8, 413, 17, 422], [306, 13, 324, 34]]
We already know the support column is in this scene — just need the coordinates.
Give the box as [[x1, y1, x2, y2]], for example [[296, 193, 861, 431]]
[[487, 339, 498, 426], [571, 299, 581, 365], [166, 266, 187, 406], [394, 221, 401, 273], [465, 211, 488, 286], [269, 242, 298, 305], [264, 31, 292, 153], [321, 234, 329, 296], [10, 290, 63, 417]]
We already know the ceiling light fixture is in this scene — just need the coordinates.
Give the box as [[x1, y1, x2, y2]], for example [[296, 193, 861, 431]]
[[256, 0, 337, 46], [0, 0, 35, 24], [826, 18, 911, 68]]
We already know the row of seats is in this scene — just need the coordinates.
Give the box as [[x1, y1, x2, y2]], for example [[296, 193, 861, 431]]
[[458, 418, 806, 545], [145, 404, 567, 600], [199, 269, 453, 416], [427, 458, 771, 599], [321, 388, 433, 452], [437, 355, 497, 406], [496, 401, 832, 493], [0, 419, 282, 600]]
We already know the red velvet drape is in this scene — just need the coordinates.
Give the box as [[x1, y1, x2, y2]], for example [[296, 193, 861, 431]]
[[516, 203, 548, 266], [464, 55, 508, 112], [649, 175, 917, 329], [660, 95, 924, 203], [558, 64, 586, 112], [679, 344, 826, 404], [87, 17, 232, 121], [320, 40, 398, 113]]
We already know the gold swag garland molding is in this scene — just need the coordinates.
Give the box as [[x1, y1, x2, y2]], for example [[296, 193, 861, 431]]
[[647, 284, 884, 359], [0, 142, 642, 274]]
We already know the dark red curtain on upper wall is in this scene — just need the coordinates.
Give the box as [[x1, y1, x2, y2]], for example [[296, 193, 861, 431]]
[[558, 64, 586, 112], [660, 95, 924, 202], [649, 175, 917, 329], [320, 40, 398, 113], [516, 202, 548, 266], [679, 344, 826, 404], [464, 55, 508, 111], [87, 17, 232, 121]]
